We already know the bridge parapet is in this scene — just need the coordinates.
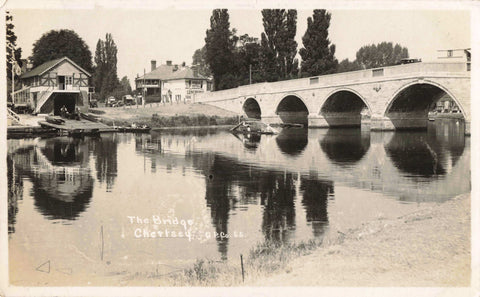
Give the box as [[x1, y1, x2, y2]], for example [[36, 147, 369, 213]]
[[197, 62, 469, 103]]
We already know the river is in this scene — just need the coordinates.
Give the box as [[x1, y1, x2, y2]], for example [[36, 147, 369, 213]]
[[7, 119, 470, 284]]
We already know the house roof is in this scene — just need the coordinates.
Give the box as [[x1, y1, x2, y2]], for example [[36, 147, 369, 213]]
[[137, 64, 209, 81], [20, 56, 91, 79]]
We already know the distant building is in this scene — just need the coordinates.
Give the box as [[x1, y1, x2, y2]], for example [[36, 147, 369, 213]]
[[12, 56, 91, 114], [437, 48, 471, 71], [135, 60, 212, 103]]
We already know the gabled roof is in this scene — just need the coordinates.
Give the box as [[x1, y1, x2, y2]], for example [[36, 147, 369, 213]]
[[20, 56, 91, 79], [164, 67, 208, 81], [137, 64, 208, 81]]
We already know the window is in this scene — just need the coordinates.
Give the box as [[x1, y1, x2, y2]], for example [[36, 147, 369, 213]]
[[447, 50, 453, 57], [309, 77, 319, 85], [65, 76, 73, 85]]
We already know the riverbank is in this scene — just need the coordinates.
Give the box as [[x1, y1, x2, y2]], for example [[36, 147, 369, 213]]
[[251, 193, 471, 287], [115, 193, 469, 287], [90, 103, 240, 128]]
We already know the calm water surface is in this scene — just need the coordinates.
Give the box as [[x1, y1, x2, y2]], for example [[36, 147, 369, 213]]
[[7, 120, 470, 280]]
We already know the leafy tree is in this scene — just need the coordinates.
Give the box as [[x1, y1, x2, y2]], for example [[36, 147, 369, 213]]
[[259, 9, 299, 81], [30, 29, 93, 73], [336, 58, 361, 73], [192, 46, 212, 77], [93, 33, 120, 99], [119, 76, 132, 94], [205, 9, 236, 90], [232, 34, 262, 85], [6, 11, 22, 101], [356, 42, 409, 69], [299, 10, 337, 77]]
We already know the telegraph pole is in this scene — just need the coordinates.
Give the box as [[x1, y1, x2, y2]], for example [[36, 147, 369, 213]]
[[142, 68, 146, 108], [249, 64, 252, 85]]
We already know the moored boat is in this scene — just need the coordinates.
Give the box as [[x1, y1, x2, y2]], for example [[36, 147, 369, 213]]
[[230, 120, 278, 135]]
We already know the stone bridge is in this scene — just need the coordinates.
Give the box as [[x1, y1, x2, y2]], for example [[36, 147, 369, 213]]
[[196, 62, 470, 134]]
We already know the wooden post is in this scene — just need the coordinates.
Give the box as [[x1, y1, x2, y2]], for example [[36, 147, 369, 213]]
[[240, 254, 245, 283], [101, 225, 104, 261]]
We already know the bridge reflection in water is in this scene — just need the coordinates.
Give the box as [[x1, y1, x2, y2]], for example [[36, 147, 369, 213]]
[[7, 120, 469, 268]]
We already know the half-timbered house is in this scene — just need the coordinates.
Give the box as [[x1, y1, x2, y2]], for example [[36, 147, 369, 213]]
[[12, 57, 91, 115]]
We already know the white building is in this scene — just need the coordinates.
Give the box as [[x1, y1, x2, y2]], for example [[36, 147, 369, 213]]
[[135, 60, 212, 103]]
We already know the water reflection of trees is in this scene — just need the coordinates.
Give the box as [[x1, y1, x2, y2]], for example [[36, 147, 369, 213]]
[[320, 129, 370, 166], [193, 153, 333, 259], [7, 155, 23, 234], [300, 175, 333, 237], [89, 134, 118, 191], [9, 137, 94, 221], [275, 128, 308, 156], [385, 128, 465, 178]]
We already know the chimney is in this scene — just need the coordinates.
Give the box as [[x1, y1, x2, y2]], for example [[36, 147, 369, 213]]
[[166, 60, 172, 66], [151, 60, 157, 71], [191, 65, 198, 77]]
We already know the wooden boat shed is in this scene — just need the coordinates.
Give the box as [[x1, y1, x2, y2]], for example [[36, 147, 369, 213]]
[[12, 57, 91, 115]]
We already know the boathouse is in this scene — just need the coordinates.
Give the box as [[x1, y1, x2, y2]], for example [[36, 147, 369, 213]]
[[12, 57, 91, 115]]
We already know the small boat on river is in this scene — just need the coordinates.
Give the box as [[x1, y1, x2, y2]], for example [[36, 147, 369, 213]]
[[230, 120, 278, 135], [115, 123, 151, 133]]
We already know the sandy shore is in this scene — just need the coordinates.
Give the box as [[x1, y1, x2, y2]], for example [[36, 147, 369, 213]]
[[252, 193, 471, 287]]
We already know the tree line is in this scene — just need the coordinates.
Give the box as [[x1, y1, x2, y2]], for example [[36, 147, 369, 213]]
[[6, 10, 410, 99], [199, 9, 410, 90]]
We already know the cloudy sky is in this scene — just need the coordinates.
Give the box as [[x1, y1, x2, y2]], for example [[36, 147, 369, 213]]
[[9, 2, 471, 86]]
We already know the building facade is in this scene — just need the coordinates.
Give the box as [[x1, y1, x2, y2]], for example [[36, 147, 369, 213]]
[[135, 60, 212, 103], [12, 57, 91, 115]]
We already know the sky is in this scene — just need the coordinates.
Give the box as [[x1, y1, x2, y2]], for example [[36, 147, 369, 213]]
[[9, 6, 471, 87]]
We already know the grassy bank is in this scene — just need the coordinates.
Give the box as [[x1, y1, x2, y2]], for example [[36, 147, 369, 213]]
[[90, 103, 240, 128], [120, 238, 324, 286]]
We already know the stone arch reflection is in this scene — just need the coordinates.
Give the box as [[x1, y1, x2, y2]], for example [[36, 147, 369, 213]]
[[385, 129, 465, 178], [320, 129, 371, 166], [275, 128, 308, 156]]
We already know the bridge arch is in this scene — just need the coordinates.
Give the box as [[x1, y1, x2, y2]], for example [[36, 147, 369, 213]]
[[320, 88, 371, 127], [242, 97, 262, 119], [384, 80, 466, 129], [275, 94, 310, 125]]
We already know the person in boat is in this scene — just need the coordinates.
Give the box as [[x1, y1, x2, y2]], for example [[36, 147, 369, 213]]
[[60, 105, 67, 118], [74, 107, 81, 120], [241, 121, 251, 132]]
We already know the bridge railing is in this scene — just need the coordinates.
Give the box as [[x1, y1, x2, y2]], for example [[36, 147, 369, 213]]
[[196, 62, 469, 102]]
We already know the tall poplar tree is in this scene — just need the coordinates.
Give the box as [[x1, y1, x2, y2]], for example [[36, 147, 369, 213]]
[[299, 10, 338, 77], [205, 9, 236, 90], [259, 9, 299, 81], [93, 33, 120, 100]]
